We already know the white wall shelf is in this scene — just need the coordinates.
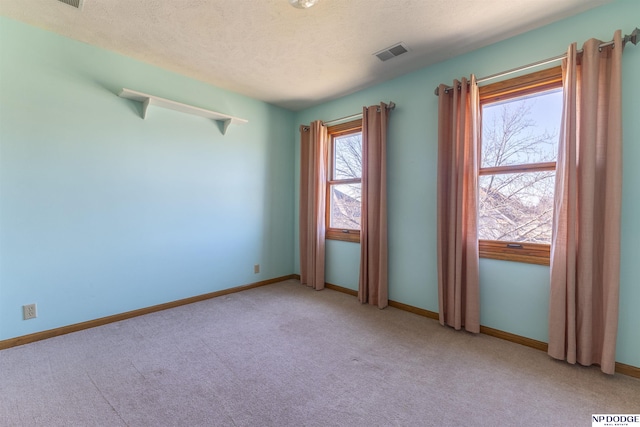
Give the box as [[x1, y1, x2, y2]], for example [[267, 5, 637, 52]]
[[118, 88, 248, 135]]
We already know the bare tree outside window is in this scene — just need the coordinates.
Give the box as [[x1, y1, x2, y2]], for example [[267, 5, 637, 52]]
[[479, 89, 562, 243], [330, 133, 362, 230], [334, 134, 362, 179]]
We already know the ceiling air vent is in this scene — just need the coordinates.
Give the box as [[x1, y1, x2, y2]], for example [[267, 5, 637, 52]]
[[374, 43, 409, 62], [56, 0, 84, 9]]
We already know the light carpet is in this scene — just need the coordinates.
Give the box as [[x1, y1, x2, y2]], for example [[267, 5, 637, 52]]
[[1, 279, 638, 426]]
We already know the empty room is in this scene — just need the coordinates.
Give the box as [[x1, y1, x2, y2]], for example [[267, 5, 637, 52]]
[[1, 0, 639, 425]]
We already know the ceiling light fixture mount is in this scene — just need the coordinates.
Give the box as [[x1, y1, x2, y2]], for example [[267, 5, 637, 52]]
[[289, 0, 320, 9]]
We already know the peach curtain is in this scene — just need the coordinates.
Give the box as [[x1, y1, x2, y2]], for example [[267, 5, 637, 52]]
[[436, 76, 480, 333], [299, 121, 328, 290], [359, 103, 390, 308], [548, 31, 623, 375]]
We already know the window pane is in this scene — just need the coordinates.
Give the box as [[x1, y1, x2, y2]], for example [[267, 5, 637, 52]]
[[479, 171, 555, 243], [481, 89, 562, 168], [333, 133, 362, 180], [329, 183, 361, 230]]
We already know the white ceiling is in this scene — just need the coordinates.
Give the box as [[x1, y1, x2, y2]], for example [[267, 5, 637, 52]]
[[1, 0, 611, 111]]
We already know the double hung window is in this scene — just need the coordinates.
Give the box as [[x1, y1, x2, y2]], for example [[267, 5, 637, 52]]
[[326, 120, 363, 243], [478, 67, 563, 265]]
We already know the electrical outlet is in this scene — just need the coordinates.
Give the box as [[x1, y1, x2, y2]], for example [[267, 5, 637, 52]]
[[254, 264, 260, 274], [23, 304, 37, 320]]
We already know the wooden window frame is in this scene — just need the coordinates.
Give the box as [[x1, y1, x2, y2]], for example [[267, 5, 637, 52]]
[[478, 66, 562, 266], [326, 119, 363, 243]]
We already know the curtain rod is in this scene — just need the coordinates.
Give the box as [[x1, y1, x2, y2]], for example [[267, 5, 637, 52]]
[[434, 27, 639, 96], [321, 102, 396, 127], [301, 102, 396, 130], [322, 112, 362, 127]]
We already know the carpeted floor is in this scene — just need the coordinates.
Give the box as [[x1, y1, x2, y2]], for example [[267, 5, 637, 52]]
[[1, 279, 638, 426]]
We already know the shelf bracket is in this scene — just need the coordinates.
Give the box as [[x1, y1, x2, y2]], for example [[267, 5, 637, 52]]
[[141, 97, 151, 119], [221, 119, 232, 135]]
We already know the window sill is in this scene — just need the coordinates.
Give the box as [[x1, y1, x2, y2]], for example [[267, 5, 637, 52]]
[[326, 229, 360, 243], [479, 240, 550, 266]]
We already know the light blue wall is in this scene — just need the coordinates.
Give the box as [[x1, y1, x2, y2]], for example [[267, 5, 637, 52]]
[[0, 18, 295, 340], [2, 1, 638, 369], [294, 0, 640, 367]]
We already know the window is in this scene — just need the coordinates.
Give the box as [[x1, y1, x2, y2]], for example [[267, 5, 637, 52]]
[[478, 67, 563, 265], [326, 119, 363, 242]]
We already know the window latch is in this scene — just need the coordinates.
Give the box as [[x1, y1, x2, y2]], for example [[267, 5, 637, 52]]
[[341, 229, 350, 233], [506, 243, 523, 249]]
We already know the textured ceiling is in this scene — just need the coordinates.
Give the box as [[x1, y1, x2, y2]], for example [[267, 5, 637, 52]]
[[0, 0, 611, 110]]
